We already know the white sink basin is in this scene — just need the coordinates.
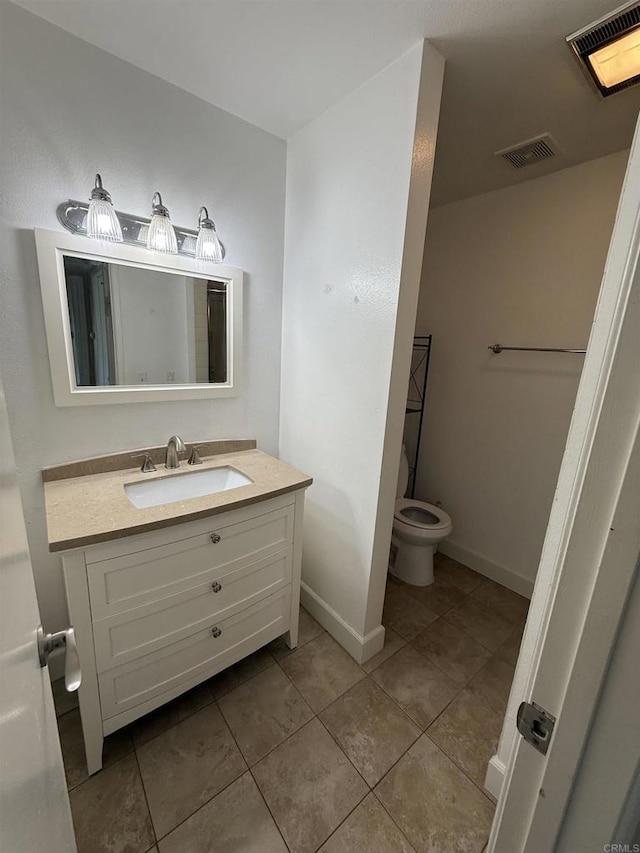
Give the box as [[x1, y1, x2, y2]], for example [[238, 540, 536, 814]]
[[124, 466, 253, 509]]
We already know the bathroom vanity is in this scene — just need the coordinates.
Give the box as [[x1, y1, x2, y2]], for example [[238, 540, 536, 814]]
[[42, 441, 311, 774]]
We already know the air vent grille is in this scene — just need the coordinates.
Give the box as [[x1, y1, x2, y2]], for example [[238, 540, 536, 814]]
[[567, 2, 640, 97], [574, 7, 640, 54], [496, 135, 557, 170]]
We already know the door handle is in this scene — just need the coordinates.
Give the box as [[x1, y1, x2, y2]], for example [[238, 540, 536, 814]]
[[37, 625, 81, 692]]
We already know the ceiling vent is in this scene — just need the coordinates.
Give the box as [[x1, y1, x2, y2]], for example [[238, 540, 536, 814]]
[[567, 1, 640, 97], [495, 134, 558, 169]]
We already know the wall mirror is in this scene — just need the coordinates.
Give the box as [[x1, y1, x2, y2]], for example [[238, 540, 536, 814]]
[[35, 229, 243, 406]]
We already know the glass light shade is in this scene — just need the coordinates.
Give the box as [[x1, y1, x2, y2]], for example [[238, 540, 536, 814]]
[[147, 192, 177, 254], [86, 174, 122, 242], [147, 215, 178, 253], [588, 28, 640, 89], [195, 206, 223, 262]]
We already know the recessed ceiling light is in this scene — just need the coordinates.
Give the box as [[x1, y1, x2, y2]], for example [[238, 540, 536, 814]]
[[567, 1, 640, 97]]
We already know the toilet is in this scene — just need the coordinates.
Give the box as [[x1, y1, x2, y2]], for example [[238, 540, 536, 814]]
[[390, 446, 452, 586]]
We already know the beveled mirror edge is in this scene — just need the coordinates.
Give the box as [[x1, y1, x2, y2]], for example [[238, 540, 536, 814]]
[[34, 228, 243, 407]]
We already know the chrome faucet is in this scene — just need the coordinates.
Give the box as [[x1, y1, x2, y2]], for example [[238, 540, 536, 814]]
[[165, 435, 186, 469]]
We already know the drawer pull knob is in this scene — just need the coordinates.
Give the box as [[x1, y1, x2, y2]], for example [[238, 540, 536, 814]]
[[211, 626, 222, 639], [211, 581, 222, 593], [210, 533, 221, 544]]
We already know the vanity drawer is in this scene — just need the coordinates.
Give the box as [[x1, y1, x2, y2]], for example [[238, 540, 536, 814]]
[[98, 586, 290, 719], [93, 549, 292, 672], [87, 503, 294, 619]]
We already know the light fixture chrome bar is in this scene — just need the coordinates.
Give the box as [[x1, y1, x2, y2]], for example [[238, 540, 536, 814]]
[[56, 200, 225, 259], [489, 344, 586, 354]]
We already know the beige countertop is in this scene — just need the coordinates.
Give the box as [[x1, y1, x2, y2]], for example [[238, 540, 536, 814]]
[[43, 446, 312, 552]]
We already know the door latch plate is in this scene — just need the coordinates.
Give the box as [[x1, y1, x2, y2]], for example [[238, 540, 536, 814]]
[[517, 700, 555, 755]]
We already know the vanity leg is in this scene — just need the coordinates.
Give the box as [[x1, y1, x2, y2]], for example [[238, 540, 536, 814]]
[[61, 551, 105, 775], [83, 728, 104, 776], [285, 623, 299, 650], [286, 490, 305, 650]]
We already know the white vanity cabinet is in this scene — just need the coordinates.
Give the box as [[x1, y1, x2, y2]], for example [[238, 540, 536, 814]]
[[61, 490, 305, 774]]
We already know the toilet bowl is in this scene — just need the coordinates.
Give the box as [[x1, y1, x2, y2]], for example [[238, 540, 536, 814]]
[[390, 447, 452, 586]]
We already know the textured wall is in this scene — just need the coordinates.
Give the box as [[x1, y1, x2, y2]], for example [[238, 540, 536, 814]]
[[415, 150, 628, 591], [0, 3, 286, 633], [280, 42, 444, 646]]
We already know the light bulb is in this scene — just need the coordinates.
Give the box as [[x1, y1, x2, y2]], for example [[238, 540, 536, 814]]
[[147, 191, 177, 254], [86, 174, 122, 242], [195, 206, 223, 262]]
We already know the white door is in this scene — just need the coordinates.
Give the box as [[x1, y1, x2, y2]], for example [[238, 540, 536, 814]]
[[489, 113, 640, 852], [0, 374, 77, 852]]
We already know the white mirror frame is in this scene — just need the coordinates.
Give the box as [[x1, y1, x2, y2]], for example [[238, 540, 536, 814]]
[[35, 228, 243, 406]]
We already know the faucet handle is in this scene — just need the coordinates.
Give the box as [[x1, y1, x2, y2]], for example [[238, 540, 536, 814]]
[[131, 453, 157, 473], [188, 446, 203, 465]]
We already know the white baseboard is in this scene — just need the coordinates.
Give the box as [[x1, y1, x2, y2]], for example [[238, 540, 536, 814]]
[[300, 582, 385, 665], [484, 753, 506, 800], [439, 540, 534, 599]]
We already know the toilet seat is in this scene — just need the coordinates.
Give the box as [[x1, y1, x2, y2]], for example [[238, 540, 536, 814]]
[[394, 498, 452, 532]]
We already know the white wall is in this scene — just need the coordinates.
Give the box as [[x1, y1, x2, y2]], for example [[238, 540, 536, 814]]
[[415, 151, 628, 594], [0, 3, 286, 634], [280, 41, 444, 658]]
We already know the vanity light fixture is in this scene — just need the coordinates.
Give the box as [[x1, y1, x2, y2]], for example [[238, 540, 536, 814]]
[[195, 207, 223, 262], [147, 192, 178, 254], [567, 1, 640, 97], [86, 174, 123, 242], [57, 187, 225, 260], [180, 234, 197, 254]]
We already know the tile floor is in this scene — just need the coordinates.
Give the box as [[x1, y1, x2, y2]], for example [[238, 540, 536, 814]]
[[53, 553, 528, 853]]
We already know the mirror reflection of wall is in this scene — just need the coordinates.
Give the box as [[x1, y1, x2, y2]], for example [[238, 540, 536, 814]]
[[62, 256, 227, 387]]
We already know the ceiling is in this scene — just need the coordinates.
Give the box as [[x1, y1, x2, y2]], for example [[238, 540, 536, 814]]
[[12, 0, 640, 205]]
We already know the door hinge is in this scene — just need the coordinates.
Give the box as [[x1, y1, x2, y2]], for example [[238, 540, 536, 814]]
[[517, 701, 555, 755]]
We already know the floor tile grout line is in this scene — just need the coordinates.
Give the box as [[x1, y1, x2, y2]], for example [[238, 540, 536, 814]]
[[316, 670, 426, 771], [133, 736, 160, 846], [216, 664, 315, 768], [211, 651, 278, 702], [253, 659, 423, 852], [314, 709, 371, 789], [306, 787, 373, 853], [150, 765, 251, 846], [370, 788, 420, 853], [66, 743, 136, 796], [130, 647, 279, 752], [439, 613, 512, 655], [369, 730, 494, 849], [363, 652, 500, 798], [367, 643, 468, 732], [210, 692, 293, 853], [405, 626, 490, 685], [129, 687, 217, 752], [144, 700, 250, 845], [63, 580, 513, 849], [61, 617, 325, 843], [266, 661, 382, 849], [421, 729, 497, 806], [248, 764, 293, 853], [380, 578, 515, 803]]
